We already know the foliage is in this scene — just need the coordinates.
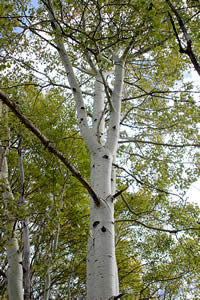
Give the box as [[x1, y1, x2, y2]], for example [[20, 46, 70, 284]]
[[1, 0, 200, 298]]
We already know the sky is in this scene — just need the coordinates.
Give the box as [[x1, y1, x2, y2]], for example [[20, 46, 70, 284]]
[[187, 179, 200, 205], [31, 0, 39, 7], [186, 70, 200, 205], [10, 0, 200, 208]]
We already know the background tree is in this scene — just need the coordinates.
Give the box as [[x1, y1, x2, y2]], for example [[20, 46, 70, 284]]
[[1, 0, 200, 299]]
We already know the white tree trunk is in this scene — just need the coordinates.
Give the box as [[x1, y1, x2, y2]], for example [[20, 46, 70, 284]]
[[6, 238, 24, 300], [87, 151, 118, 300], [0, 102, 23, 300], [40, 4, 125, 298], [86, 61, 124, 299], [0, 167, 24, 300]]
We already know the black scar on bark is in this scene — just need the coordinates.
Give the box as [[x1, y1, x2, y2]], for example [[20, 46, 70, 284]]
[[94, 118, 97, 122], [101, 226, 106, 232], [72, 88, 76, 92], [114, 292, 124, 299], [93, 221, 100, 227], [112, 125, 116, 129], [81, 107, 85, 109], [102, 155, 109, 159], [108, 292, 124, 300]]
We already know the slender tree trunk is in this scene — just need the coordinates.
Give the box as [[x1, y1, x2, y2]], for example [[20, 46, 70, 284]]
[[0, 102, 23, 300], [44, 267, 51, 300], [6, 238, 24, 300], [0, 159, 23, 300], [18, 142, 31, 300], [43, 180, 66, 300], [22, 222, 31, 300]]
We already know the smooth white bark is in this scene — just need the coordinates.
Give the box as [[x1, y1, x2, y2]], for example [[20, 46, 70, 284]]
[[46, 1, 98, 153], [6, 238, 24, 300], [86, 62, 124, 299], [87, 152, 118, 299], [44, 3, 125, 298], [106, 62, 125, 154], [0, 103, 23, 300], [93, 73, 105, 145], [0, 167, 23, 300]]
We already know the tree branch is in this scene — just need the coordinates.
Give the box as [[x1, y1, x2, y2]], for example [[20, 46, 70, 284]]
[[117, 195, 200, 234], [113, 163, 184, 201], [0, 90, 100, 206], [166, 0, 200, 76], [43, 0, 98, 152], [119, 137, 200, 148]]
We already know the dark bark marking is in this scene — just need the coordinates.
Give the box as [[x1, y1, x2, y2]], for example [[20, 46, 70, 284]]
[[112, 125, 116, 129], [81, 106, 85, 109], [108, 293, 124, 300], [114, 292, 124, 299], [102, 154, 109, 159], [72, 88, 76, 92], [93, 221, 100, 227], [101, 226, 106, 232]]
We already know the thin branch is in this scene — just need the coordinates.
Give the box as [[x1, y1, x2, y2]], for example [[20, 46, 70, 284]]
[[1, 83, 94, 97], [166, 0, 200, 76], [112, 186, 129, 200], [120, 194, 140, 216], [113, 163, 184, 201], [119, 138, 200, 148], [117, 195, 200, 233], [168, 11, 185, 53], [115, 217, 200, 234]]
